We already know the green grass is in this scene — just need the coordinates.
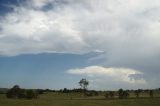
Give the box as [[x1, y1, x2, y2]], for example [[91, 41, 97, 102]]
[[1, 93, 160, 106]]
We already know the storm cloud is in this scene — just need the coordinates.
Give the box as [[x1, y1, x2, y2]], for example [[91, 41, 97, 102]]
[[0, 0, 160, 89]]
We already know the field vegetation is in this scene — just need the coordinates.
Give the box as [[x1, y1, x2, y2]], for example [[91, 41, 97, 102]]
[[1, 79, 160, 106]]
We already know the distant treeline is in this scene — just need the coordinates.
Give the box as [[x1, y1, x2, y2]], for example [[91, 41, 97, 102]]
[[0, 88, 8, 94], [1, 85, 160, 99]]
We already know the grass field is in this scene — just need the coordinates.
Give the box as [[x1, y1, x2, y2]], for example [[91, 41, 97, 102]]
[[1, 92, 160, 106]]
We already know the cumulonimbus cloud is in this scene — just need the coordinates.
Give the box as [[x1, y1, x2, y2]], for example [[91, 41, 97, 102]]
[[67, 66, 146, 84], [0, 0, 160, 56], [0, 0, 160, 88], [0, 0, 160, 67]]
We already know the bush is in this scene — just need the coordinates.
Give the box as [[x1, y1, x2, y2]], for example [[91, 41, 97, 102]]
[[105, 91, 114, 99], [105, 92, 109, 99], [6, 85, 21, 99], [0, 91, 4, 94], [118, 89, 129, 99], [135, 89, 141, 98], [26, 90, 38, 99], [149, 90, 153, 97], [36, 89, 44, 94], [6, 85, 38, 99]]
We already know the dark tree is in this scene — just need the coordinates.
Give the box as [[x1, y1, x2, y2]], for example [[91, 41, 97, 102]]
[[109, 91, 114, 99], [6, 85, 38, 99], [135, 89, 141, 98], [118, 89, 124, 99], [18, 89, 26, 98], [123, 91, 129, 98], [105, 92, 109, 99], [105, 92, 114, 99], [63, 88, 69, 93], [149, 90, 153, 98], [79, 78, 89, 91], [6, 85, 22, 99], [118, 89, 129, 99], [79, 78, 89, 96], [26, 90, 38, 99], [36, 89, 44, 95]]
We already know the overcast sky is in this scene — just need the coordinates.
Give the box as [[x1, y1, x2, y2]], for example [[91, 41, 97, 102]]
[[0, 0, 160, 90]]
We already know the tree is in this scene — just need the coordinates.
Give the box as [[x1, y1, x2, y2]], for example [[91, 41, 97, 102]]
[[118, 89, 124, 99], [79, 78, 89, 91], [17, 89, 26, 98], [123, 91, 129, 98], [79, 78, 89, 96], [26, 90, 38, 99], [6, 85, 38, 99], [63, 88, 69, 93], [105, 92, 109, 99], [6, 85, 22, 99], [135, 89, 141, 98], [109, 91, 114, 99], [149, 90, 153, 98], [105, 91, 115, 99], [118, 89, 129, 99]]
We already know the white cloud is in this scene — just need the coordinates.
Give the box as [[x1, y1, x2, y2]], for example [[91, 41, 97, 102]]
[[31, 0, 49, 8], [0, 0, 160, 87], [0, 0, 160, 56], [67, 66, 146, 85], [0, 1, 89, 56]]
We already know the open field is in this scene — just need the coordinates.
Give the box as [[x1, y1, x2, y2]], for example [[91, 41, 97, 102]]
[[1, 92, 160, 106]]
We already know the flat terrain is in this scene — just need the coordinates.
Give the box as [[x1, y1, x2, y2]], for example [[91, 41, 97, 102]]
[[1, 92, 160, 106]]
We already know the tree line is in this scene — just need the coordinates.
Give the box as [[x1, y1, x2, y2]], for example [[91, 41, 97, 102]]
[[4, 78, 160, 99], [78, 78, 156, 99]]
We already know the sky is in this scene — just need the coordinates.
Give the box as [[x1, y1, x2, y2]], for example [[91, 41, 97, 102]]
[[0, 0, 160, 90]]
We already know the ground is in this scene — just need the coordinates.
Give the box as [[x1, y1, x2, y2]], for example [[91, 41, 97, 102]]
[[0, 92, 160, 106]]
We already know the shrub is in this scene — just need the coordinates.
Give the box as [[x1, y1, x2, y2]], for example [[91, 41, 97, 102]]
[[149, 90, 153, 97], [118, 89, 129, 99], [105, 91, 114, 99], [6, 85, 38, 99], [26, 90, 38, 99]]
